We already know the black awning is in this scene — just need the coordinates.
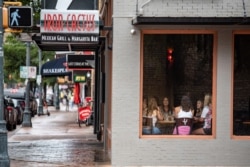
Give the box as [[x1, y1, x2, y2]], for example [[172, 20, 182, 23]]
[[132, 17, 250, 25], [41, 56, 71, 76], [67, 54, 95, 69], [32, 34, 105, 52]]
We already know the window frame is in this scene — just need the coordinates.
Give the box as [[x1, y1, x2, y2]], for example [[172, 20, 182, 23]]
[[139, 29, 217, 139], [231, 30, 250, 140]]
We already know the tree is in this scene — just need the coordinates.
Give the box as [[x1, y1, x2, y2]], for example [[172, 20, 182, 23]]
[[3, 34, 55, 87]]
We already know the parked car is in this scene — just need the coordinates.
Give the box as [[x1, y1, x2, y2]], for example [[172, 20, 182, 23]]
[[3, 97, 18, 131], [4, 88, 37, 117], [12, 98, 25, 125]]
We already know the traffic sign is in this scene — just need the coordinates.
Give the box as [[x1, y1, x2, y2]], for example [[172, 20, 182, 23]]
[[8, 6, 33, 28]]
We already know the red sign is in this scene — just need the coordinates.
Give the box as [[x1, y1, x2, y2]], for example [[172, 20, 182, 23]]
[[40, 10, 99, 34], [78, 106, 91, 121]]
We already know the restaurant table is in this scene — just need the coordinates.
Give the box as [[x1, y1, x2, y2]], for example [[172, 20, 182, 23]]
[[156, 120, 176, 134]]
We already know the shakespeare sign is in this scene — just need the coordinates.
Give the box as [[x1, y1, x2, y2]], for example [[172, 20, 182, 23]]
[[40, 10, 99, 43]]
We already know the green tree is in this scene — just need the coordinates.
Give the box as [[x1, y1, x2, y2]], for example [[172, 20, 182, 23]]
[[3, 34, 55, 87]]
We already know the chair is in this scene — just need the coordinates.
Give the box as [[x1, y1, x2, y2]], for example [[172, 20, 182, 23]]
[[173, 118, 193, 135], [142, 116, 153, 134]]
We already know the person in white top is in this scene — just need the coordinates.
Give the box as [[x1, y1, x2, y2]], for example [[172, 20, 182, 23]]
[[192, 94, 212, 135], [174, 95, 194, 119], [173, 95, 194, 135]]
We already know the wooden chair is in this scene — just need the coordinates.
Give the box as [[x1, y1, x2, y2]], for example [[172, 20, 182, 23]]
[[142, 116, 153, 134], [173, 118, 193, 135]]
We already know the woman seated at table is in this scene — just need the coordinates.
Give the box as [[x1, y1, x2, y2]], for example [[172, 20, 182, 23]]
[[173, 95, 194, 135], [159, 96, 174, 121], [142, 96, 163, 135], [192, 99, 204, 130], [192, 94, 212, 135]]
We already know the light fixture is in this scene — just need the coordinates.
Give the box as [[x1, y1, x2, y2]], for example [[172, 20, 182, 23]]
[[130, 29, 136, 35], [86, 71, 91, 78], [167, 48, 174, 63]]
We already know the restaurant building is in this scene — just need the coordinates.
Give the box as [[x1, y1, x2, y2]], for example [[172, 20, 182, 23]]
[[99, 0, 250, 166]]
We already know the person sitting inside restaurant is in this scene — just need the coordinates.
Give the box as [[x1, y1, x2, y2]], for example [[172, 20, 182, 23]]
[[142, 96, 163, 135], [192, 99, 204, 130], [192, 94, 212, 135], [159, 96, 174, 121], [142, 96, 148, 117], [173, 95, 194, 135]]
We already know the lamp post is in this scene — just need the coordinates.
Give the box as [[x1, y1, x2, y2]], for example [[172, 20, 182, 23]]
[[0, 0, 10, 166], [22, 42, 32, 127]]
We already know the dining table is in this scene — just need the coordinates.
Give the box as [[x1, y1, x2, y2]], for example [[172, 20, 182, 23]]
[[156, 120, 176, 134]]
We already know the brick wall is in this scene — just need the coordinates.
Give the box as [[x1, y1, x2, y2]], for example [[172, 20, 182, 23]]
[[143, 34, 213, 107]]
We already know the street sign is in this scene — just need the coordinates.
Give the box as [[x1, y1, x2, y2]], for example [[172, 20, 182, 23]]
[[20, 66, 28, 78], [20, 66, 37, 79], [8, 6, 33, 28]]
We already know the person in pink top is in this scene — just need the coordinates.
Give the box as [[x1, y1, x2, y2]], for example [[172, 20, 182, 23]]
[[173, 95, 194, 135]]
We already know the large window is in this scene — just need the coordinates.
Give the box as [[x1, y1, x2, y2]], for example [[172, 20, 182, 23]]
[[233, 33, 250, 137], [141, 30, 216, 136]]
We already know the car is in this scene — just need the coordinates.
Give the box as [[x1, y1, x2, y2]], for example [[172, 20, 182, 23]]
[[3, 97, 18, 131], [4, 88, 37, 117]]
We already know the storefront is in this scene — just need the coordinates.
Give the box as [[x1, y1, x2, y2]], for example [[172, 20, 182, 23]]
[[34, 1, 106, 139], [103, 0, 250, 166]]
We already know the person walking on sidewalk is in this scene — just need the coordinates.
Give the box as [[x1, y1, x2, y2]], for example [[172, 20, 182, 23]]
[[43, 98, 50, 116], [64, 93, 70, 112]]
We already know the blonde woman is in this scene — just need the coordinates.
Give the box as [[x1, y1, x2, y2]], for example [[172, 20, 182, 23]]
[[142, 96, 163, 134], [192, 94, 212, 135]]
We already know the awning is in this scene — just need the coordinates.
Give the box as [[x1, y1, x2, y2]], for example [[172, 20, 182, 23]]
[[67, 54, 95, 69], [41, 56, 71, 76], [132, 17, 250, 25]]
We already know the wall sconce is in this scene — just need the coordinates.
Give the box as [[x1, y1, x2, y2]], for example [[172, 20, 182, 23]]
[[130, 29, 136, 35], [167, 48, 174, 62], [86, 71, 91, 78]]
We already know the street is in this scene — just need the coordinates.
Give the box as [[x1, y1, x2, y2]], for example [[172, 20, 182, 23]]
[[8, 105, 110, 167]]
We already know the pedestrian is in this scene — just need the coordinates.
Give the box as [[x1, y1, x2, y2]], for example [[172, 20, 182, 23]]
[[65, 94, 69, 112], [43, 98, 48, 113]]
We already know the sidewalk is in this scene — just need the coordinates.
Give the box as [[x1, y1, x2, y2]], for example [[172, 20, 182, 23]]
[[8, 105, 111, 167]]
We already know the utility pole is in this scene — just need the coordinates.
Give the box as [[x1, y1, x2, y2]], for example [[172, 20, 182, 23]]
[[0, 0, 10, 166], [22, 41, 32, 127], [38, 49, 44, 115]]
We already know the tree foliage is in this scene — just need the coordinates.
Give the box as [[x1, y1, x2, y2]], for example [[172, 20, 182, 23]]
[[3, 34, 55, 86], [3, 1, 60, 87]]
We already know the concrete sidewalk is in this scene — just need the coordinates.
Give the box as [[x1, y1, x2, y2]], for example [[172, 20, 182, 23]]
[[8, 105, 111, 167]]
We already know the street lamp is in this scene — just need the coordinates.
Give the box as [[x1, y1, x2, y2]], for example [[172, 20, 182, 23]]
[[22, 42, 32, 127]]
